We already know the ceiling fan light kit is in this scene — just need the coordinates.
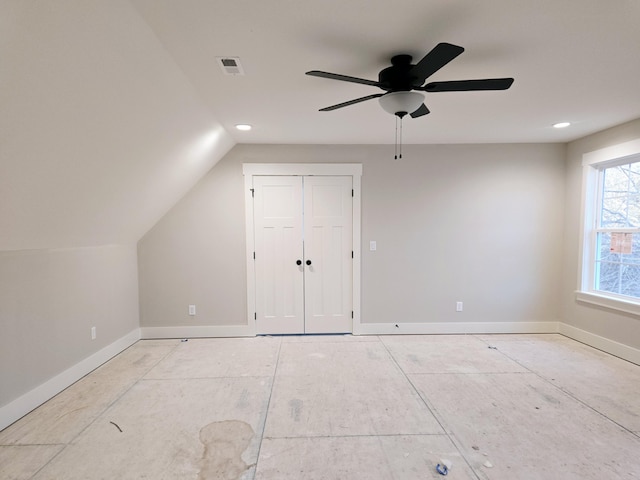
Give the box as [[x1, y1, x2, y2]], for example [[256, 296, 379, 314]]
[[378, 91, 425, 118]]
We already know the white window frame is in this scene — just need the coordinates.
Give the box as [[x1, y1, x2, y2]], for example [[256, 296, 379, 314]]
[[577, 138, 640, 315]]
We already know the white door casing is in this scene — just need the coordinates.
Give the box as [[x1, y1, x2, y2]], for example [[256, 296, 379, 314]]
[[243, 164, 362, 335]]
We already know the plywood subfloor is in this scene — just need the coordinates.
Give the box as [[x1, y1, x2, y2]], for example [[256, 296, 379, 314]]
[[1, 334, 639, 479]]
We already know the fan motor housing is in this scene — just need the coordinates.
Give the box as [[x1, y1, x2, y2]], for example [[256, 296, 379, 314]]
[[378, 55, 423, 91]]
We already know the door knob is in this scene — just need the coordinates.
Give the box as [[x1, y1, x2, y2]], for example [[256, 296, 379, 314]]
[[296, 260, 302, 265], [306, 260, 312, 266]]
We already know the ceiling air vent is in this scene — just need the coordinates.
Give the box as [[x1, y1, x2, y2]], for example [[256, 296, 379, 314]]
[[216, 57, 245, 75]]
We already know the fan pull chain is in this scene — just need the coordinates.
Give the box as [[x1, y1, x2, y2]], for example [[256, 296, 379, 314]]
[[399, 116, 403, 159], [394, 116, 399, 159], [394, 114, 404, 159]]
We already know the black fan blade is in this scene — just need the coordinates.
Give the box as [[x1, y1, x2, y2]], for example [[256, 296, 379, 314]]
[[306, 70, 382, 87], [422, 78, 514, 92], [319, 93, 384, 111], [410, 103, 430, 118], [412, 43, 465, 82]]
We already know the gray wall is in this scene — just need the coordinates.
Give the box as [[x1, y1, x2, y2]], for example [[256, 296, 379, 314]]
[[562, 118, 640, 349], [139, 143, 566, 328], [0, 0, 232, 416], [0, 244, 139, 407]]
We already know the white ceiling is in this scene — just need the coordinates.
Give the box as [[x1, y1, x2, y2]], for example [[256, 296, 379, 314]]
[[3, 1, 640, 250], [131, 0, 640, 145]]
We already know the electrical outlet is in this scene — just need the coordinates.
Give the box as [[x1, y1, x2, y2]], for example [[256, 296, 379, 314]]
[[456, 302, 463, 312], [91, 326, 96, 340], [188, 305, 196, 316]]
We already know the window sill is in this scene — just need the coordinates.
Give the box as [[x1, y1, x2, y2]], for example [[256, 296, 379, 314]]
[[575, 291, 640, 317]]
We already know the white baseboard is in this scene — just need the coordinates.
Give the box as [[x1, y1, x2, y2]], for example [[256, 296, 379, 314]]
[[0, 328, 141, 432], [3, 321, 635, 432], [143, 322, 558, 338], [354, 321, 560, 336], [140, 324, 254, 339], [558, 322, 640, 366]]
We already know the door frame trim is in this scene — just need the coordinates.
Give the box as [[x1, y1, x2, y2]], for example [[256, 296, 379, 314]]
[[243, 163, 362, 335]]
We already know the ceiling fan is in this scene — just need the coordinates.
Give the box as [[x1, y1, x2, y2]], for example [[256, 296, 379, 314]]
[[306, 42, 514, 119]]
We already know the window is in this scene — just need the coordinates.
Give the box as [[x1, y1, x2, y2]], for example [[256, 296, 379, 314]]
[[579, 138, 640, 313], [593, 162, 640, 296]]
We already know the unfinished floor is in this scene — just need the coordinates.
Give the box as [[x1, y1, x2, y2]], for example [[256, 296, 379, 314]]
[[1, 334, 639, 479]]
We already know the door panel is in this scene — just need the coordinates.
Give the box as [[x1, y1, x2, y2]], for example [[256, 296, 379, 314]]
[[303, 176, 353, 333], [253, 175, 353, 335], [254, 176, 304, 334]]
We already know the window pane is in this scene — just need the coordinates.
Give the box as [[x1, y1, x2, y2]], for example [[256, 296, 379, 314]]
[[597, 232, 640, 263], [603, 164, 629, 192], [628, 194, 640, 227], [596, 261, 620, 294], [600, 197, 628, 227], [625, 165, 640, 194], [595, 230, 640, 297], [597, 232, 620, 263], [627, 234, 640, 265], [601, 164, 640, 228], [620, 264, 640, 297], [630, 161, 640, 175]]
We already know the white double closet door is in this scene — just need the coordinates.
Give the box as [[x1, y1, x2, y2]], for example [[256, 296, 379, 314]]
[[252, 175, 353, 334]]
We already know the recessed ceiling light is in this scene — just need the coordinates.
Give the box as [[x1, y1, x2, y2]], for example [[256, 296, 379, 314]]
[[235, 124, 252, 131], [553, 122, 571, 129]]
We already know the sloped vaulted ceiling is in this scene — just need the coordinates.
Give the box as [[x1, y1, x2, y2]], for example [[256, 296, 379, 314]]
[[0, 0, 234, 250], [3, 0, 640, 250]]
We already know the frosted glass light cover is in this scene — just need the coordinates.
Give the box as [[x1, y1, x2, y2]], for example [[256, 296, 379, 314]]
[[378, 91, 425, 115]]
